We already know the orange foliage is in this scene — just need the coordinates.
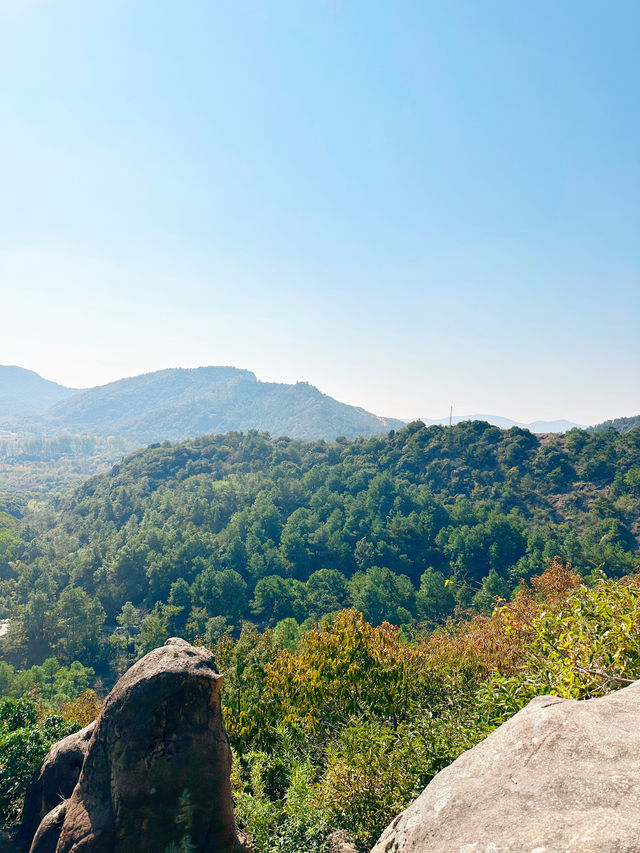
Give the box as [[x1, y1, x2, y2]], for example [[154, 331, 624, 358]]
[[423, 557, 583, 678]]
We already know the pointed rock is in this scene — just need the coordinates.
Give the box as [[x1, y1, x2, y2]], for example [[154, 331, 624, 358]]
[[30, 638, 252, 853]]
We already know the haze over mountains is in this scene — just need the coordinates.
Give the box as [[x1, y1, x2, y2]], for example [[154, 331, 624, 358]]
[[0, 365, 403, 444], [419, 414, 583, 433], [0, 365, 634, 450], [0, 366, 78, 417]]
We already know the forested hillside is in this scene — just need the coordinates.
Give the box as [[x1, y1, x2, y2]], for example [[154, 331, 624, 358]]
[[0, 420, 638, 677], [1, 421, 640, 845], [591, 415, 640, 434], [1, 366, 404, 445]]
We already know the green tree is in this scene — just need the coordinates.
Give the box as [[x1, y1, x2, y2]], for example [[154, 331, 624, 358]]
[[251, 576, 306, 624], [416, 567, 455, 622], [348, 566, 415, 625], [0, 698, 78, 824], [306, 569, 349, 618], [55, 587, 106, 664], [116, 600, 141, 633]]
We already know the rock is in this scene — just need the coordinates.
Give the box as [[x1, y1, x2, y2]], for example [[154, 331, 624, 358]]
[[371, 682, 640, 853], [19, 721, 96, 849], [30, 638, 252, 853]]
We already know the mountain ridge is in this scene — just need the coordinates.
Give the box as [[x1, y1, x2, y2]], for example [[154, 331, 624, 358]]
[[1, 365, 404, 444], [0, 365, 79, 418], [417, 413, 583, 433], [1, 366, 636, 446]]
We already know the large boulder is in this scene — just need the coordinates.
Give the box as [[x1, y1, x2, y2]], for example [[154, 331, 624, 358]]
[[371, 682, 640, 853], [19, 721, 96, 849], [30, 638, 252, 853]]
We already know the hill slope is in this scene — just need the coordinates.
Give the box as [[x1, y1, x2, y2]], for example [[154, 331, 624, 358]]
[[1, 420, 638, 673], [590, 415, 640, 434], [0, 366, 77, 418], [35, 366, 404, 443]]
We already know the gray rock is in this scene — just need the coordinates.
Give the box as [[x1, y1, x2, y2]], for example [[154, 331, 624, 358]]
[[371, 682, 640, 853], [19, 721, 96, 849], [30, 638, 252, 853]]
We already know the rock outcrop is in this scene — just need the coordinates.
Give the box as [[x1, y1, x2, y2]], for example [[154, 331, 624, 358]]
[[19, 722, 96, 849], [29, 638, 252, 853], [371, 682, 640, 853]]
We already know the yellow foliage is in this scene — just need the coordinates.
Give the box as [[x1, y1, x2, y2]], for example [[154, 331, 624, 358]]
[[61, 690, 101, 727]]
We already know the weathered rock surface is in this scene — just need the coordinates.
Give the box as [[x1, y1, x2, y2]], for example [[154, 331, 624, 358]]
[[19, 722, 96, 849], [371, 681, 640, 853], [30, 637, 251, 853]]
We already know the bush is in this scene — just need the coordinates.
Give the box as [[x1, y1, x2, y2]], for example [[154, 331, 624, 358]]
[[479, 573, 640, 723], [0, 698, 78, 824]]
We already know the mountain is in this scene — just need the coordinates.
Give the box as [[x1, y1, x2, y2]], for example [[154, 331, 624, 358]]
[[42, 366, 404, 444], [0, 365, 77, 419], [2, 364, 631, 451], [418, 414, 582, 433]]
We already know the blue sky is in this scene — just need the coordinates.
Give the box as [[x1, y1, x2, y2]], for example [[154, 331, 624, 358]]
[[1, 0, 638, 424]]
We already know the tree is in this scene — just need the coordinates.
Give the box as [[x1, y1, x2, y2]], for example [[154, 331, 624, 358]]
[[117, 601, 141, 634], [472, 568, 511, 614], [55, 587, 105, 664], [251, 576, 306, 624], [0, 698, 78, 824], [348, 566, 415, 625], [192, 568, 247, 625], [136, 603, 177, 655], [416, 567, 455, 622], [262, 610, 415, 742], [306, 569, 349, 618]]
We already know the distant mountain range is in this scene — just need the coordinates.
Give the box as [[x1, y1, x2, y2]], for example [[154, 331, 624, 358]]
[[0, 365, 403, 444], [418, 414, 583, 433], [0, 365, 78, 417], [0, 365, 636, 447]]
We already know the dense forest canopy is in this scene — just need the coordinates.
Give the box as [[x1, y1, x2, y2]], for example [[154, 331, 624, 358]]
[[1, 420, 640, 846], [0, 420, 638, 677]]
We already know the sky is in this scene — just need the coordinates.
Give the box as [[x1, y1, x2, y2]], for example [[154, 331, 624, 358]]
[[1, 0, 638, 425]]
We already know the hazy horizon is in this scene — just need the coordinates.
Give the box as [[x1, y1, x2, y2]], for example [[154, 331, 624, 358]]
[[1, 361, 623, 428], [1, 1, 638, 425]]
